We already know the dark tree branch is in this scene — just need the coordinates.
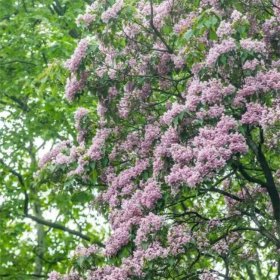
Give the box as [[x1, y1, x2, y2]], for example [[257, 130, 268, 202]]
[[149, 0, 173, 53], [0, 160, 101, 244], [25, 212, 92, 242], [244, 127, 280, 222], [232, 161, 266, 187], [4, 93, 29, 112]]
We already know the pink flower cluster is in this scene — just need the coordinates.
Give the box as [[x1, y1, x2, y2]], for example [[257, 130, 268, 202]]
[[263, 16, 280, 44], [216, 20, 233, 38], [205, 38, 236, 66], [65, 72, 88, 102], [101, 0, 124, 23], [48, 272, 61, 280], [231, 10, 243, 22], [74, 245, 98, 257], [153, 127, 178, 176], [39, 141, 70, 167], [140, 124, 161, 156], [241, 102, 267, 125], [173, 12, 196, 34], [48, 272, 80, 280], [166, 116, 247, 188], [212, 239, 229, 255], [161, 102, 186, 125], [167, 224, 192, 255], [65, 38, 89, 73], [89, 241, 169, 279], [199, 271, 218, 280], [171, 53, 185, 69], [185, 78, 235, 112], [87, 128, 111, 160], [135, 213, 163, 247], [240, 38, 266, 54], [76, 13, 95, 26], [152, 0, 173, 29], [105, 225, 131, 256], [234, 70, 280, 105], [74, 107, 89, 143], [76, 3, 98, 26], [243, 59, 262, 71]]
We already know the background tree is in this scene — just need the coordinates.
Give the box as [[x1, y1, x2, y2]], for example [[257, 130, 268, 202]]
[[0, 1, 104, 279]]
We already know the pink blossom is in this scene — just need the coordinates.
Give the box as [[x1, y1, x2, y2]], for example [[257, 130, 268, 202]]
[[101, 0, 124, 23], [272, 59, 280, 68], [135, 213, 163, 247], [105, 225, 130, 256], [217, 20, 233, 38], [243, 59, 262, 70], [140, 179, 162, 209], [173, 13, 196, 34], [205, 38, 236, 66], [87, 128, 111, 160], [108, 86, 118, 98], [171, 54, 185, 69], [241, 102, 267, 125], [76, 13, 95, 26], [234, 70, 280, 105], [97, 101, 107, 119], [161, 102, 186, 125], [143, 241, 168, 260], [65, 72, 87, 102], [240, 38, 266, 53], [74, 245, 98, 257], [167, 225, 192, 255], [212, 239, 229, 255], [199, 271, 218, 280], [165, 116, 247, 188], [140, 124, 161, 155], [123, 23, 141, 38], [231, 10, 243, 22], [170, 144, 193, 164], [74, 107, 89, 143], [65, 38, 89, 72], [39, 141, 70, 167], [48, 272, 61, 280], [152, 0, 173, 29]]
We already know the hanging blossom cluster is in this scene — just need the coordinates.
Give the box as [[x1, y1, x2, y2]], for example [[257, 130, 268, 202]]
[[65, 38, 89, 73], [165, 116, 248, 188], [65, 72, 88, 102], [74, 107, 89, 144], [43, 0, 280, 279], [76, 2, 98, 26], [101, 0, 124, 23]]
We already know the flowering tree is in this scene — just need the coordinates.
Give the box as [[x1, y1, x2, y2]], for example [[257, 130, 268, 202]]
[[42, 0, 280, 279]]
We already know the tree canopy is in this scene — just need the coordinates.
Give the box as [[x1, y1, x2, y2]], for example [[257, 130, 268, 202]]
[[0, 0, 103, 278], [2, 0, 280, 279]]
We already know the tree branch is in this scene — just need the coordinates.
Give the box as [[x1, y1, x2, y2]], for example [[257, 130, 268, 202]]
[[25, 212, 92, 242], [0, 160, 100, 244], [149, 0, 173, 53], [244, 127, 280, 221], [232, 161, 266, 187]]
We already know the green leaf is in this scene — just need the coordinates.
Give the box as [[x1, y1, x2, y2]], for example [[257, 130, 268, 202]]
[[185, 29, 194, 40], [71, 191, 91, 204]]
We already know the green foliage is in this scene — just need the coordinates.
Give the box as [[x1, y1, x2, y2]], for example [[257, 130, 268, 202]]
[[0, 0, 104, 278]]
